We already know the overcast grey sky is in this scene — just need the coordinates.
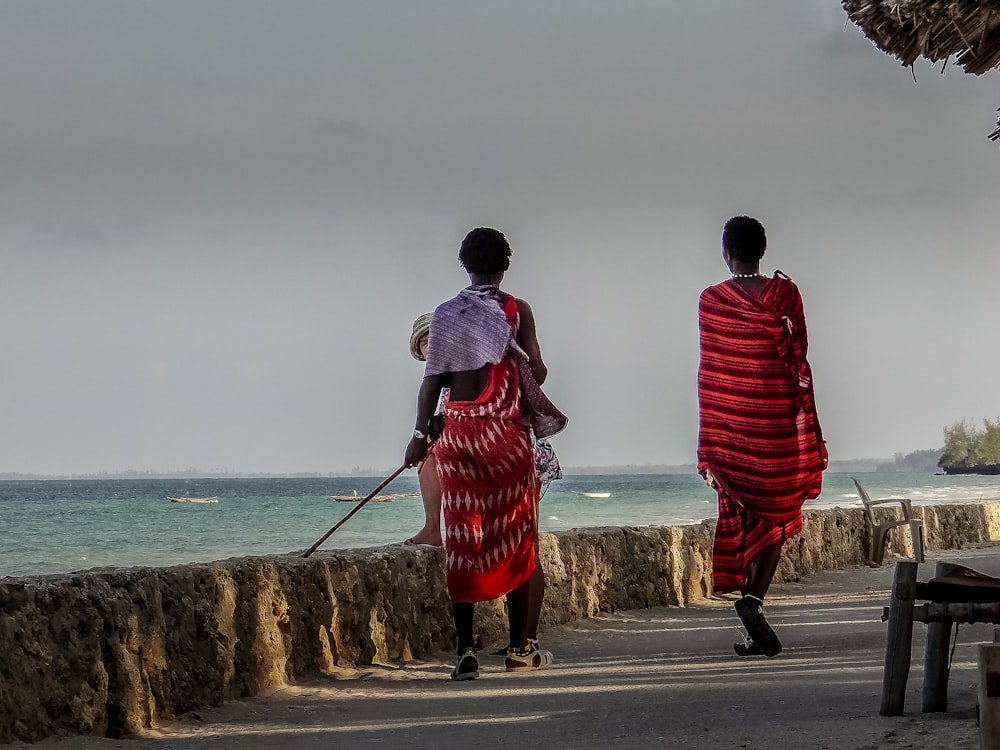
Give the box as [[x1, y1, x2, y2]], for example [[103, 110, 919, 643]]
[[1, 1, 998, 475]]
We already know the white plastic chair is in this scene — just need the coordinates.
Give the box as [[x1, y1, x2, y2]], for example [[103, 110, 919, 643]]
[[852, 477, 926, 566]]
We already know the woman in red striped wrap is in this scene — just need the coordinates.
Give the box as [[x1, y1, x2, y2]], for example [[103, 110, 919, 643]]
[[404, 227, 567, 681], [698, 216, 829, 658]]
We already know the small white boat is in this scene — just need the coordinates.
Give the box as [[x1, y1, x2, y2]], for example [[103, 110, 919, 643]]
[[169, 496, 219, 504], [332, 490, 397, 503], [577, 492, 611, 499]]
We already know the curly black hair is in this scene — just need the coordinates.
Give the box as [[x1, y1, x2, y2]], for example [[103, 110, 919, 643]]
[[722, 216, 767, 263], [458, 227, 511, 275]]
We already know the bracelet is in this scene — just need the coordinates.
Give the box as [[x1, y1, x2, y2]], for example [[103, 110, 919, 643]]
[[413, 429, 428, 441]]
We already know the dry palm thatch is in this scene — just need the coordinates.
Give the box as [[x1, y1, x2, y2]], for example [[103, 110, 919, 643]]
[[843, 0, 1000, 73], [842, 1, 1000, 139]]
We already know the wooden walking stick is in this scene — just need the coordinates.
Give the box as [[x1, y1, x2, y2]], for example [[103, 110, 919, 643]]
[[302, 464, 407, 558]]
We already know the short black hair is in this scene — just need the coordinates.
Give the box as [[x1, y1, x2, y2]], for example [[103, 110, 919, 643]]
[[458, 227, 511, 275], [722, 216, 767, 262]]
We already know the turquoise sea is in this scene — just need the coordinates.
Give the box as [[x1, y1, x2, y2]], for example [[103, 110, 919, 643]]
[[3, 471, 1000, 579]]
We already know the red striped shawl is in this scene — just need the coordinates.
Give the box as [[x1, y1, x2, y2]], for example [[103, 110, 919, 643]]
[[697, 272, 823, 594]]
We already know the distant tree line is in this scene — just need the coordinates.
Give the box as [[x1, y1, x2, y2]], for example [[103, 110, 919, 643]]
[[877, 448, 944, 474], [939, 418, 1000, 474]]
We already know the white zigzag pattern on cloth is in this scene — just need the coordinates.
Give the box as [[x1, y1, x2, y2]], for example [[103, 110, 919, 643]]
[[470, 433, 485, 456], [495, 458, 512, 478], [481, 422, 499, 449], [448, 553, 470, 571], [444, 481, 530, 550]]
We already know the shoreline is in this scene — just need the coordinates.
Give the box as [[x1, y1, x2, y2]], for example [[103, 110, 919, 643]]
[[2, 500, 999, 743], [8, 473, 1000, 579]]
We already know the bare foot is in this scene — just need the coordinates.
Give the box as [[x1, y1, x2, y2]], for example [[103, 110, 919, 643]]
[[404, 529, 442, 547]]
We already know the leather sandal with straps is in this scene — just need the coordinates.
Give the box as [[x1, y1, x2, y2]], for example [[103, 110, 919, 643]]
[[504, 640, 554, 671]]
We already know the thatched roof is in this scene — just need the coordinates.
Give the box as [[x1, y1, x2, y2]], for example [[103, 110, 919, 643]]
[[842, 1, 1000, 139], [842, 1, 1000, 74]]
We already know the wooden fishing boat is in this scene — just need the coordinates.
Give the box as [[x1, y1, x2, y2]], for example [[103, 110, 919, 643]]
[[332, 490, 395, 503], [169, 496, 219, 504], [332, 490, 421, 503]]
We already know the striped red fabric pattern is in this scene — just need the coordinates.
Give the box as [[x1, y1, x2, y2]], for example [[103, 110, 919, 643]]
[[697, 273, 824, 594]]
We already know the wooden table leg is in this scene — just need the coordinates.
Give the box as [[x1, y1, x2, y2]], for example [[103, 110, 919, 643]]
[[882, 560, 918, 716], [979, 644, 1000, 749], [922, 561, 952, 713], [922, 620, 953, 712]]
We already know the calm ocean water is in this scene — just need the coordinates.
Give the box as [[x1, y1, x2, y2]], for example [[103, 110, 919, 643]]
[[3, 471, 1000, 578]]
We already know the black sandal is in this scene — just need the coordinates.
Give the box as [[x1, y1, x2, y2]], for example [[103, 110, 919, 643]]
[[450, 649, 480, 681], [734, 596, 782, 657], [733, 633, 765, 657]]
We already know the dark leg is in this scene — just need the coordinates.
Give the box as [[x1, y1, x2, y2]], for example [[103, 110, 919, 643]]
[[506, 579, 532, 650], [505, 590, 520, 648], [504, 569, 554, 671], [450, 601, 480, 681], [453, 602, 475, 653], [744, 540, 783, 601], [510, 516, 544, 649], [734, 540, 785, 657], [526, 544, 545, 642]]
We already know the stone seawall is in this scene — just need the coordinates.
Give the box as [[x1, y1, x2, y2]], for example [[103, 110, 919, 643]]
[[2, 502, 999, 743]]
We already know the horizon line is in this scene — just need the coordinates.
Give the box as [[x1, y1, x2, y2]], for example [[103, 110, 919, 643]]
[[0, 457, 909, 480]]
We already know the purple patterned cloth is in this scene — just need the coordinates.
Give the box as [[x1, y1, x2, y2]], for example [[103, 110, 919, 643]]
[[424, 286, 513, 376], [517, 358, 568, 439], [424, 285, 567, 440]]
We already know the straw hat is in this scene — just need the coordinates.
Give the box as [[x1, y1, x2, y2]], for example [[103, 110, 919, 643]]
[[409, 313, 433, 361]]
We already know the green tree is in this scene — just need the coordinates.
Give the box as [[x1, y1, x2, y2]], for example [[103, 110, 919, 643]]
[[939, 419, 981, 470], [977, 418, 1000, 465]]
